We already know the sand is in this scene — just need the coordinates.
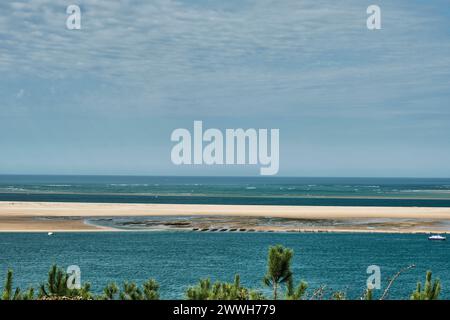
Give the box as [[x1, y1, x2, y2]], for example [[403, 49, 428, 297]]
[[1, 201, 450, 233]]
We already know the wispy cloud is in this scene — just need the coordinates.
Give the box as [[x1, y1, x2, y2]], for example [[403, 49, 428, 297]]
[[0, 0, 449, 119], [1, 0, 450, 175]]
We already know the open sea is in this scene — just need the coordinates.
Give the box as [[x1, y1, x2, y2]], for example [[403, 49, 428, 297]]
[[0, 175, 449, 299], [1, 175, 450, 206]]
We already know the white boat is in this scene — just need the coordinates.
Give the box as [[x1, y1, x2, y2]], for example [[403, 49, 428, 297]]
[[428, 234, 446, 241], [47, 232, 54, 236]]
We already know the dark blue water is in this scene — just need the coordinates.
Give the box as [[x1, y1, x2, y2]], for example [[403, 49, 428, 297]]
[[0, 232, 448, 300], [1, 175, 450, 206]]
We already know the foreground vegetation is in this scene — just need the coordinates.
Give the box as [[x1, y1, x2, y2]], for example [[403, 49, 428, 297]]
[[0, 245, 441, 300]]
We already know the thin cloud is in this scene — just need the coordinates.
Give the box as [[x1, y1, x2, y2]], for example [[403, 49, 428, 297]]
[[0, 0, 449, 118]]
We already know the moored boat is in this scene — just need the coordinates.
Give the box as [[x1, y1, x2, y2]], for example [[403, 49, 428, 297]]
[[428, 234, 446, 241]]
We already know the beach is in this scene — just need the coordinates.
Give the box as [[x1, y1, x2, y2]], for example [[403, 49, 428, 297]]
[[1, 201, 450, 233]]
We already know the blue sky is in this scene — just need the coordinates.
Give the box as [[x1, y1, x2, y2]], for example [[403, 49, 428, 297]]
[[0, 0, 449, 177]]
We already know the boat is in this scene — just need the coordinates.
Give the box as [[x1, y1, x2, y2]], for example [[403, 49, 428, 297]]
[[47, 232, 54, 236], [428, 234, 446, 241]]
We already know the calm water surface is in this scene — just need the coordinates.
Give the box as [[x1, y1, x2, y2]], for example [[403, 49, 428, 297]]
[[0, 232, 448, 299]]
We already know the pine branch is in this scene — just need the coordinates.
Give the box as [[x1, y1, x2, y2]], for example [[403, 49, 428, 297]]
[[380, 264, 415, 300]]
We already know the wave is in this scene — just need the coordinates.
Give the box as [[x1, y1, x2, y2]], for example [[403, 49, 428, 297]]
[[0, 187, 28, 192], [108, 184, 150, 187], [45, 184, 72, 187], [400, 189, 450, 194]]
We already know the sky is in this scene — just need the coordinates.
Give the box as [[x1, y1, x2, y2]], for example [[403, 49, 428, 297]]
[[0, 0, 449, 177]]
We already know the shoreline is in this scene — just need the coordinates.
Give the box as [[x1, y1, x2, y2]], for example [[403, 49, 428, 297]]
[[1, 201, 450, 234], [1, 229, 447, 235]]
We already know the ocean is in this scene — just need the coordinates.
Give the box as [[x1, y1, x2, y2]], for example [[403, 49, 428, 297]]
[[1, 175, 450, 206], [0, 175, 449, 299]]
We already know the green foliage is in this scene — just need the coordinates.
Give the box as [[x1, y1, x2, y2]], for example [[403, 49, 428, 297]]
[[117, 279, 160, 300], [186, 278, 211, 300], [410, 271, 441, 300], [210, 275, 249, 300], [38, 264, 92, 299], [101, 282, 119, 300], [120, 281, 143, 300], [143, 279, 160, 300], [363, 288, 373, 300], [331, 291, 346, 300], [21, 287, 35, 300], [286, 278, 308, 300], [1, 269, 34, 300], [1, 269, 13, 300], [39, 264, 69, 298], [186, 275, 249, 300], [0, 248, 445, 301], [249, 290, 267, 300], [263, 245, 294, 299]]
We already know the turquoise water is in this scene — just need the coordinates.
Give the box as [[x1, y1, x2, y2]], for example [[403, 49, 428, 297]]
[[1, 176, 449, 299], [1, 175, 450, 206], [0, 232, 448, 300]]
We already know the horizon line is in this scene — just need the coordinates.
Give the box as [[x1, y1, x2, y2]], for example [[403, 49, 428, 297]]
[[0, 173, 449, 180]]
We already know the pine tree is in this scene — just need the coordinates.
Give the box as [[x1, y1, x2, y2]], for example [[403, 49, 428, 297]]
[[410, 271, 441, 300], [286, 277, 308, 300], [249, 290, 267, 300], [1, 269, 29, 300], [143, 279, 160, 300], [263, 245, 294, 300], [38, 264, 92, 299], [39, 264, 68, 297], [22, 287, 35, 300], [119, 281, 143, 300], [186, 278, 212, 300], [210, 275, 249, 300], [1, 269, 13, 300], [114, 279, 160, 300], [186, 275, 249, 300], [331, 291, 346, 300], [363, 288, 373, 300], [101, 282, 119, 300]]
